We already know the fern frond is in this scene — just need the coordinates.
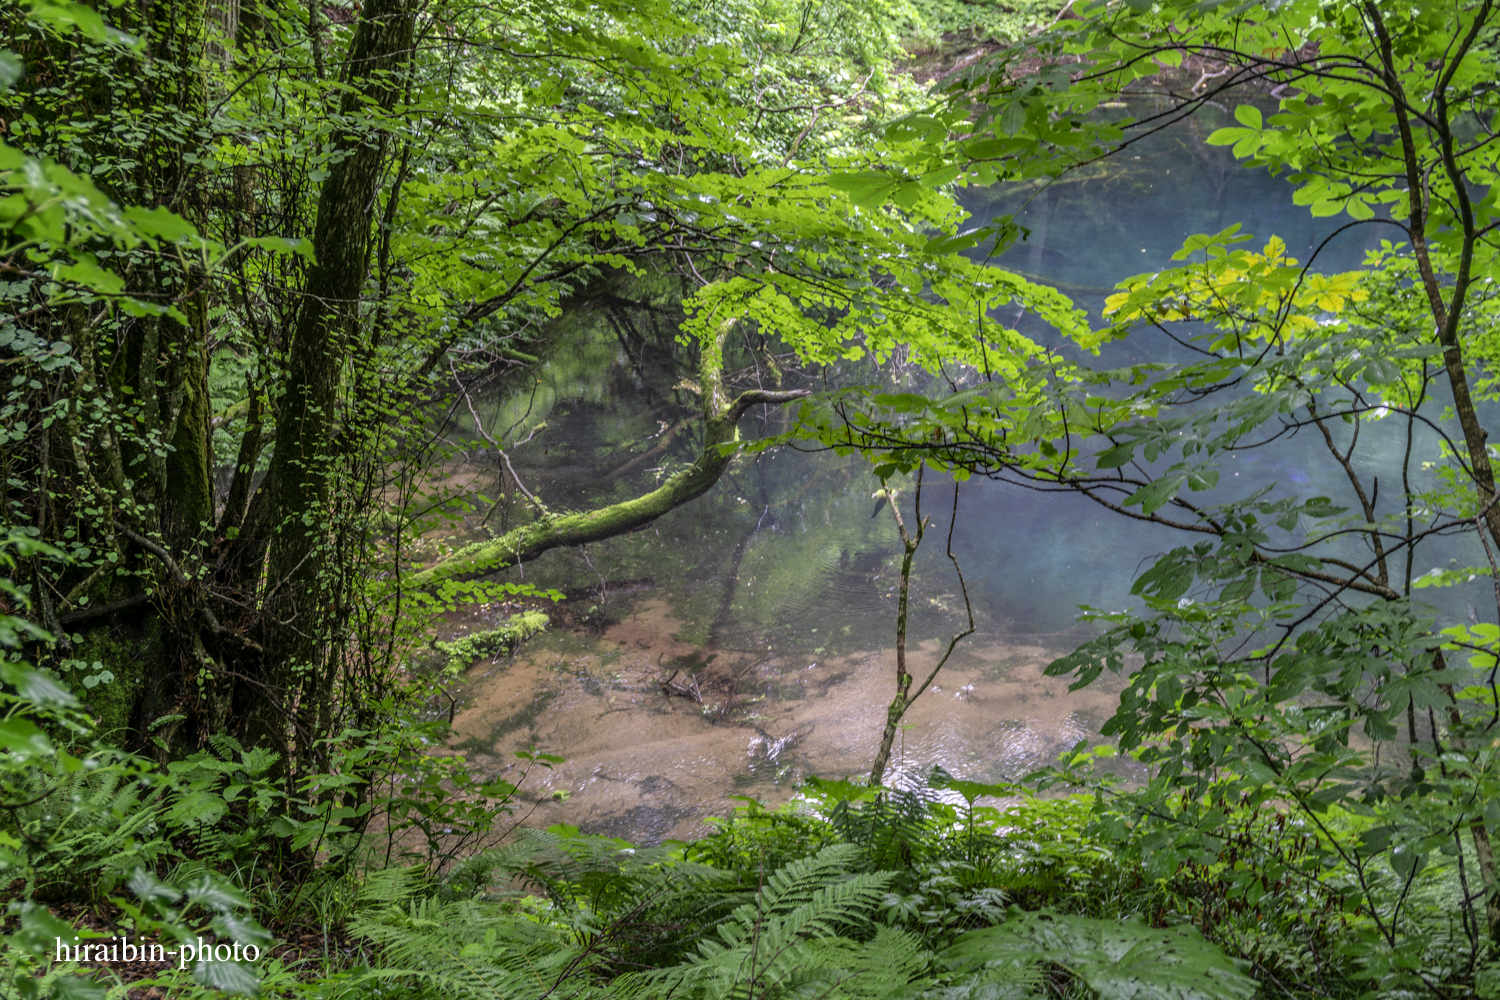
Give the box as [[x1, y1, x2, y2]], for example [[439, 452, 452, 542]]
[[343, 889, 613, 1000], [759, 844, 865, 913], [633, 846, 902, 1000], [712, 867, 892, 950], [356, 865, 432, 908], [839, 926, 928, 1000]]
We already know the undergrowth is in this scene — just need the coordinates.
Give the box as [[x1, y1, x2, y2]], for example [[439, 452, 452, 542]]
[[7, 721, 1497, 1000], [3, 543, 1495, 1000]]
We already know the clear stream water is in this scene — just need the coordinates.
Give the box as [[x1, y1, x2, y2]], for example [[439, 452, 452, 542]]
[[433, 99, 1486, 844]]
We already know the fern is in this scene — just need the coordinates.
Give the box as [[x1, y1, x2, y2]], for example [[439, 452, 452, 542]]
[[944, 909, 1259, 1000], [642, 846, 916, 1000], [337, 836, 1256, 1000], [640, 923, 926, 1000], [827, 789, 933, 872], [832, 925, 929, 1000], [445, 827, 743, 971], [15, 750, 175, 897], [708, 870, 891, 950], [338, 840, 925, 1000], [345, 894, 598, 1000]]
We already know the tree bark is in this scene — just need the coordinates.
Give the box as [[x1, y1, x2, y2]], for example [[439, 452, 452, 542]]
[[870, 476, 974, 787], [40, 0, 220, 749], [1342, 3, 1500, 942], [255, 0, 415, 761]]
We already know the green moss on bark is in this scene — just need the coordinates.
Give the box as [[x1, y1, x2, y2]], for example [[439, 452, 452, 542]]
[[410, 319, 809, 590], [71, 631, 145, 743]]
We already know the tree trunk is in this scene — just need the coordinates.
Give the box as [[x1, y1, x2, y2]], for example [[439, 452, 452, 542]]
[[255, 0, 415, 765], [869, 476, 973, 788], [1364, 2, 1500, 940], [39, 0, 220, 751]]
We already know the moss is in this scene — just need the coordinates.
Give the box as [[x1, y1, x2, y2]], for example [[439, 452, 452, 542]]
[[69, 631, 145, 743], [409, 320, 808, 591], [435, 610, 550, 674]]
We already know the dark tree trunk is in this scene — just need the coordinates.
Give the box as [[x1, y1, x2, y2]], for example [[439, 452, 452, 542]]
[[45, 0, 221, 752], [254, 0, 416, 765]]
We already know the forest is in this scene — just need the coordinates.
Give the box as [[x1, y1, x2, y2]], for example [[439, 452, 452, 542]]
[[2, 0, 1500, 997]]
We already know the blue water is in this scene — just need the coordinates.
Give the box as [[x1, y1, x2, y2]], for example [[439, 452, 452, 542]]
[[946, 100, 1485, 635], [464, 98, 1488, 658]]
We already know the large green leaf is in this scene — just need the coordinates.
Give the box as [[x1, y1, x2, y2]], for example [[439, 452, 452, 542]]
[[192, 958, 261, 996], [945, 910, 1257, 1000], [0, 717, 53, 756]]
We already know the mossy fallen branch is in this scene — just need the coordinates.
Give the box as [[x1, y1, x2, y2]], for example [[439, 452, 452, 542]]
[[435, 610, 551, 673], [409, 319, 808, 589]]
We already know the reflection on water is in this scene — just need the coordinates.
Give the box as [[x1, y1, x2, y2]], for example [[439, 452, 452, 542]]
[[437, 99, 1485, 843]]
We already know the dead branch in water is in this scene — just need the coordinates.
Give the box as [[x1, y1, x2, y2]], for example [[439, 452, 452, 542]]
[[870, 471, 976, 786]]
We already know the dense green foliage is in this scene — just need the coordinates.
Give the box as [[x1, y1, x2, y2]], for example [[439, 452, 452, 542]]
[[5, 0, 1500, 996], [761, 0, 1500, 988]]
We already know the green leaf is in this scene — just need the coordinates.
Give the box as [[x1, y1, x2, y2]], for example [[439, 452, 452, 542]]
[[121, 205, 198, 243], [924, 165, 960, 188], [998, 101, 1027, 136], [244, 236, 315, 261], [52, 256, 125, 295], [29, 0, 109, 41], [1260, 572, 1296, 602], [49, 977, 107, 1000], [1, 662, 79, 708], [1185, 470, 1218, 491], [1390, 845, 1427, 879], [1300, 497, 1345, 518], [1125, 473, 1185, 515], [1132, 557, 1195, 601], [1205, 127, 1253, 147], [828, 170, 895, 210], [1476, 961, 1500, 1000], [212, 911, 273, 948], [0, 51, 21, 90], [193, 959, 261, 996], [946, 911, 1258, 1000], [1233, 105, 1262, 130], [0, 717, 53, 756], [169, 790, 228, 827], [127, 868, 182, 906], [925, 230, 981, 255], [18, 900, 78, 944], [1096, 443, 1136, 469], [1361, 357, 1402, 383], [930, 767, 1018, 803], [184, 877, 251, 912], [1219, 576, 1256, 602]]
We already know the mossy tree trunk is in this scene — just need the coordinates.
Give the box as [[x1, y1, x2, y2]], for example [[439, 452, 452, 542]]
[[253, 0, 416, 767], [35, 0, 222, 751], [24, 0, 418, 767]]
